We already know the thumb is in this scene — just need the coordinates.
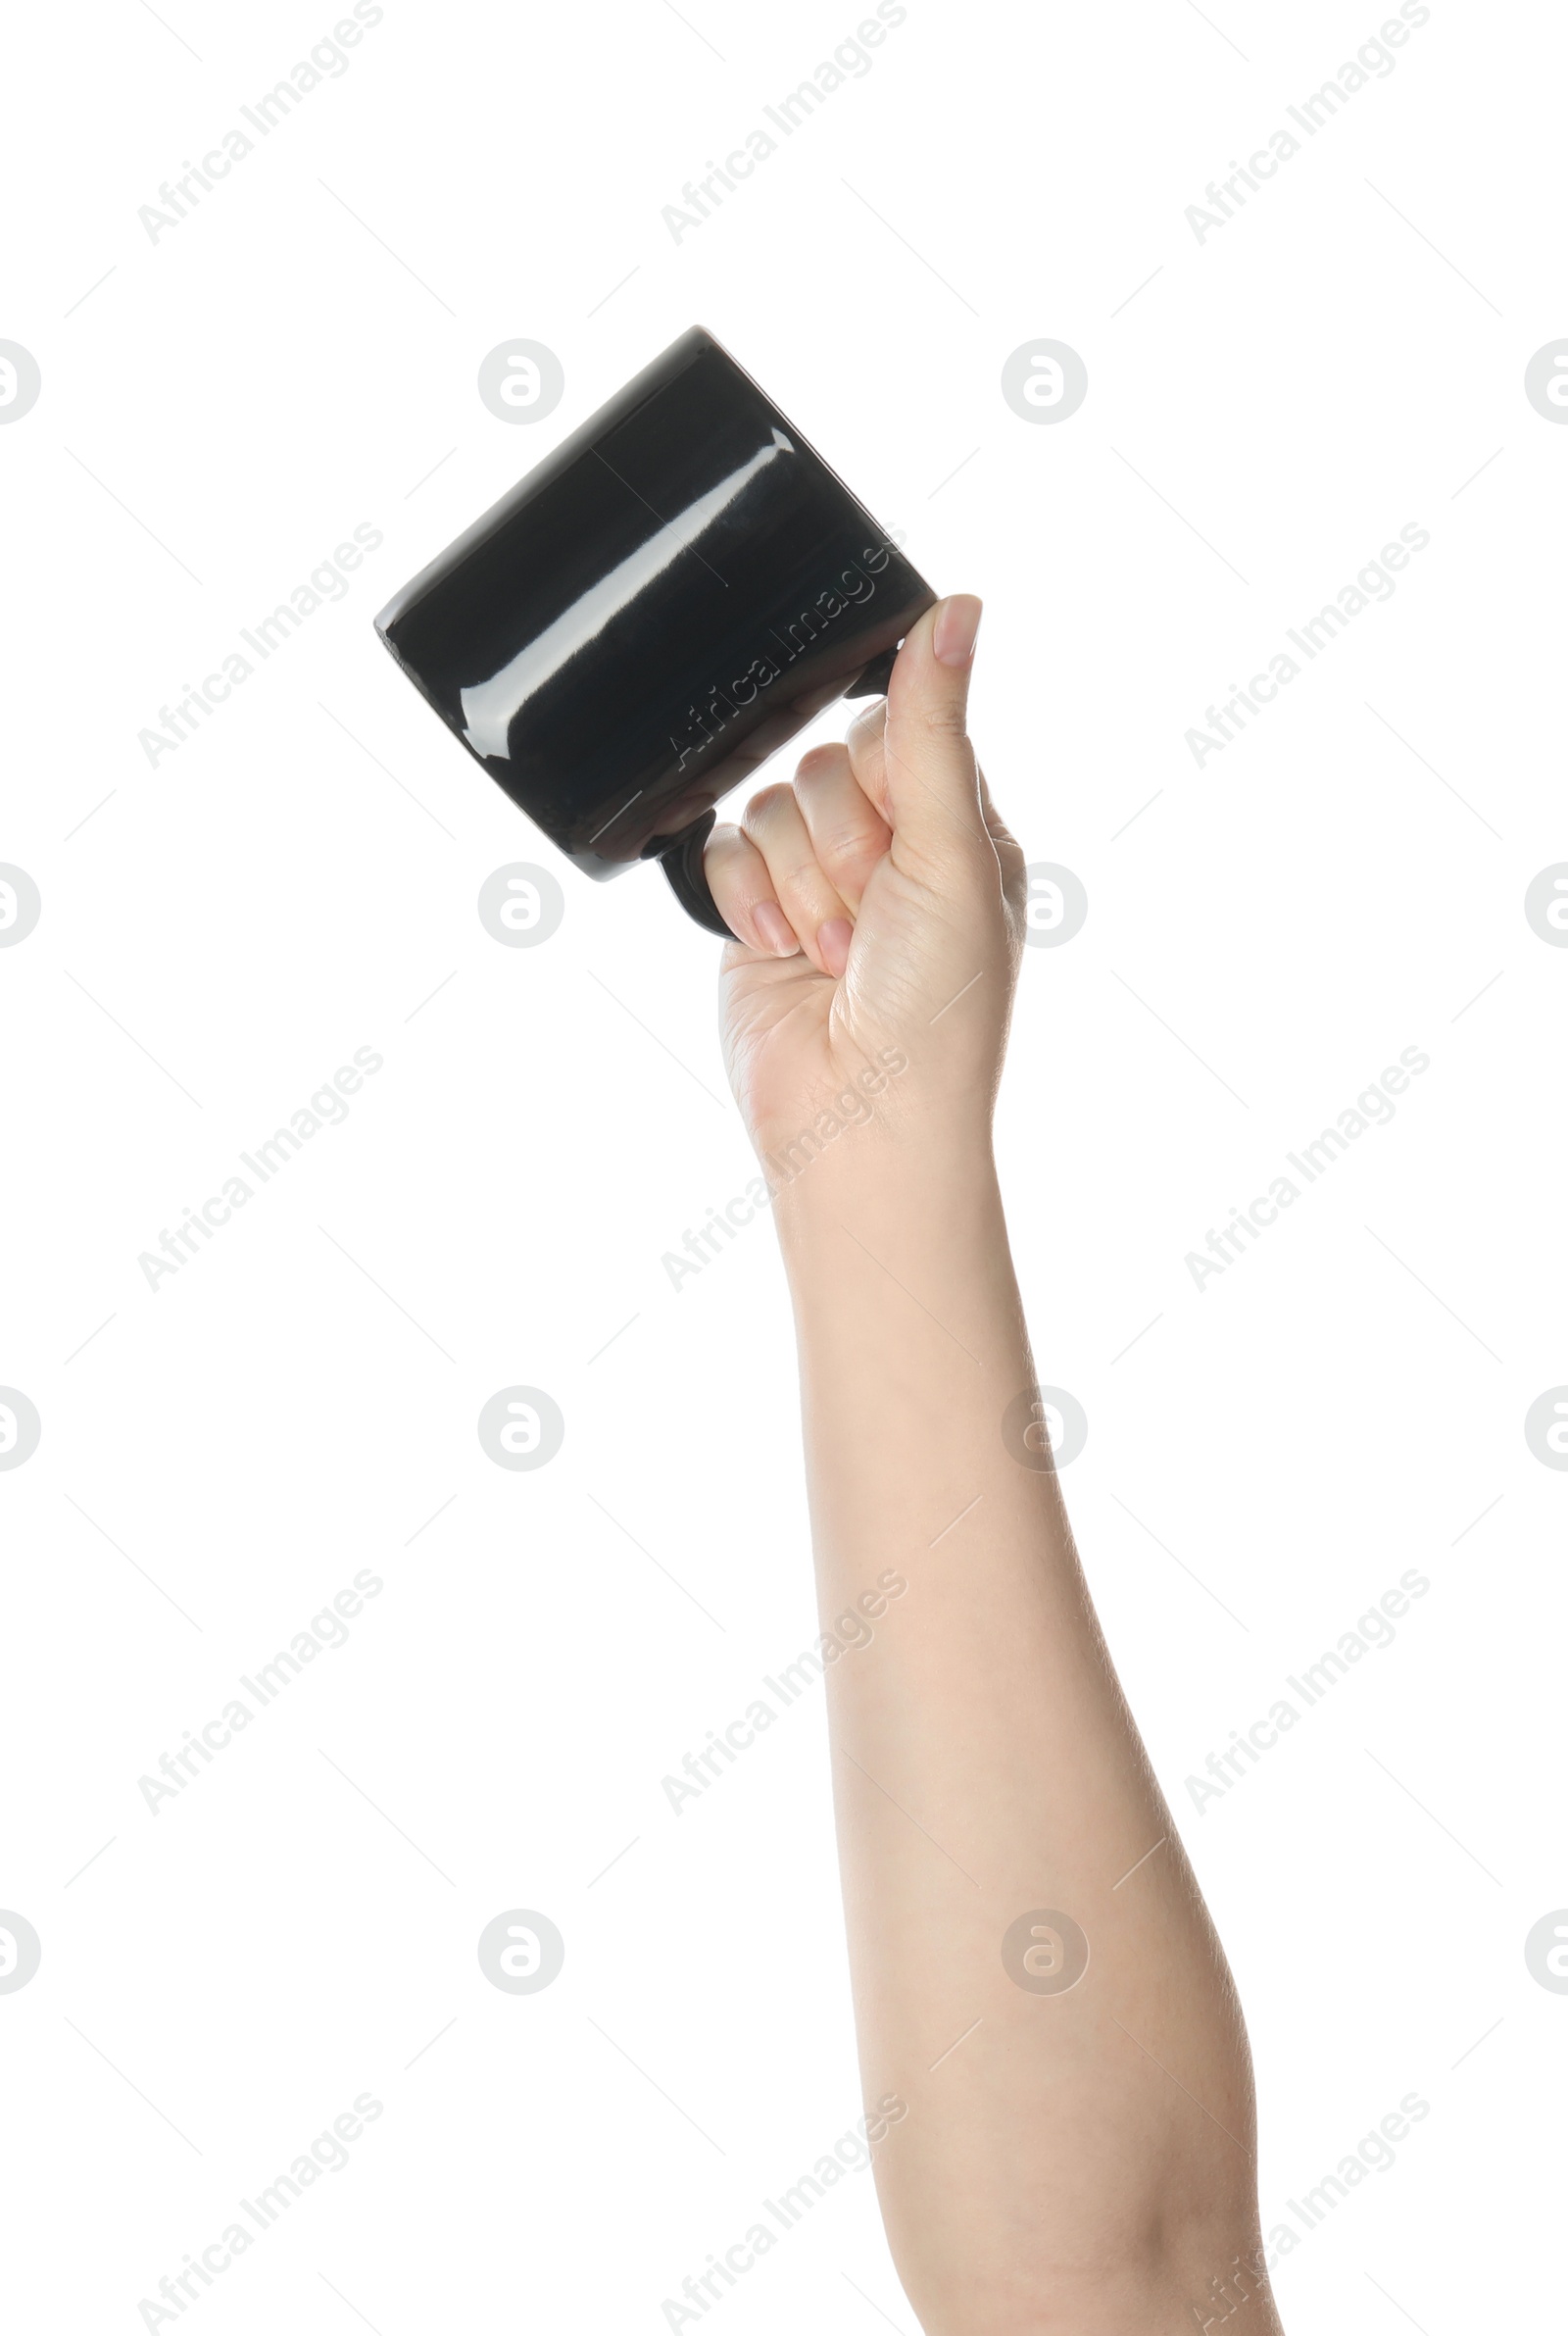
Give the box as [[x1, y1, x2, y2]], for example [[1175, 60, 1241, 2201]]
[[879, 594, 987, 869]]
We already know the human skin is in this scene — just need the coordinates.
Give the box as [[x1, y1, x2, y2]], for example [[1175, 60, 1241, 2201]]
[[703, 598, 1287, 2335]]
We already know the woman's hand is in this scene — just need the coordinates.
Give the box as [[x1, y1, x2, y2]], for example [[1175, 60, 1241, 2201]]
[[703, 596, 1027, 1172]]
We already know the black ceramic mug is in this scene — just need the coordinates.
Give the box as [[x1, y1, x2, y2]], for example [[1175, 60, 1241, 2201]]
[[373, 326, 937, 935]]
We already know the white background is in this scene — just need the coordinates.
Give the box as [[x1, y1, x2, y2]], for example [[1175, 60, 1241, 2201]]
[[2, 0, 1564, 2328]]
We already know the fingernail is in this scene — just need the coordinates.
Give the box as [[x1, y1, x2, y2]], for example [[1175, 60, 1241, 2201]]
[[817, 917, 853, 978], [933, 594, 982, 668], [753, 900, 800, 957]]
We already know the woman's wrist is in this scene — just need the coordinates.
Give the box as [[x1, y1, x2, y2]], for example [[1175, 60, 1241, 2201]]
[[768, 1110, 998, 1230], [766, 1116, 1014, 1337]]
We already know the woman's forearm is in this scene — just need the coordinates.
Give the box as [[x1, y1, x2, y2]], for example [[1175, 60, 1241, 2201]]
[[703, 597, 1282, 2333], [775, 1126, 1277, 2333]]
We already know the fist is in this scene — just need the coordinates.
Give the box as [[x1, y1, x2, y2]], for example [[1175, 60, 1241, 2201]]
[[703, 596, 1026, 1169]]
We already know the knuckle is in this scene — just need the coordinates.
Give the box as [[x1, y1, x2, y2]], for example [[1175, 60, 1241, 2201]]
[[741, 782, 794, 839], [910, 699, 970, 743], [774, 854, 826, 903], [818, 822, 885, 878]]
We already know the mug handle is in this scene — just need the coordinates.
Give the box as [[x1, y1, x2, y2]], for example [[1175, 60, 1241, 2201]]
[[656, 647, 902, 936], [658, 812, 734, 938]]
